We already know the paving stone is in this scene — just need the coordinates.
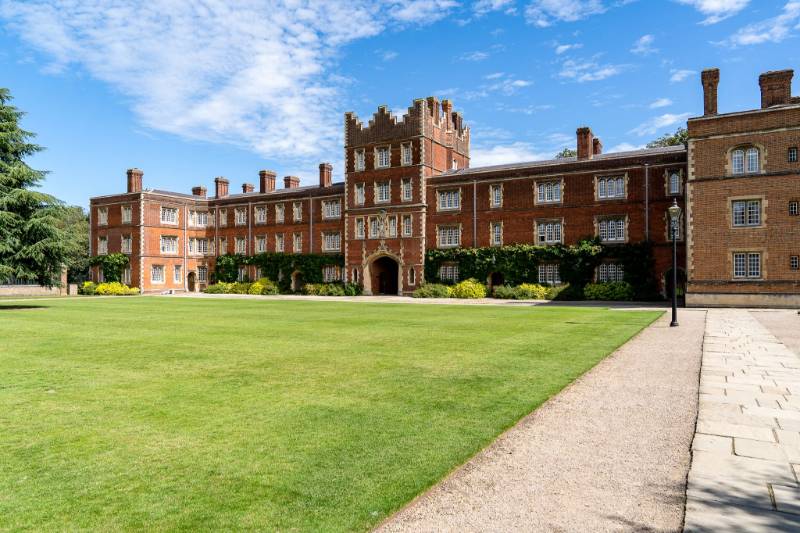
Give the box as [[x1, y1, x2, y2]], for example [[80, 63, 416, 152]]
[[699, 409, 779, 428], [734, 438, 787, 462], [772, 485, 800, 515], [690, 450, 796, 486], [684, 498, 800, 532], [692, 434, 732, 453]]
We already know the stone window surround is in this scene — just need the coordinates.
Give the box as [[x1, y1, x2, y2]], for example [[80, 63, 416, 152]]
[[354, 216, 366, 239], [436, 187, 462, 212], [533, 178, 564, 205], [489, 220, 503, 247], [594, 173, 628, 201], [730, 248, 766, 280], [665, 168, 684, 196], [534, 218, 565, 245], [726, 143, 766, 177], [401, 142, 413, 166], [727, 194, 766, 230], [489, 183, 503, 208], [375, 145, 391, 169], [436, 223, 462, 248], [594, 214, 628, 243]]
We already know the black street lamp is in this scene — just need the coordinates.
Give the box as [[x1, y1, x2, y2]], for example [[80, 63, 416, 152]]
[[668, 199, 682, 327]]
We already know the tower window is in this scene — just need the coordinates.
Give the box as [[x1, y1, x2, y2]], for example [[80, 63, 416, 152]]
[[789, 147, 798, 163]]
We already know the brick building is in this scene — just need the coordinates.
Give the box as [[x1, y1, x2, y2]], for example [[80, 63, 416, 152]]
[[89, 68, 799, 306]]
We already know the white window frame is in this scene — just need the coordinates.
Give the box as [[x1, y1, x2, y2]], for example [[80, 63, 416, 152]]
[[369, 217, 380, 239], [121, 206, 132, 224], [401, 179, 412, 202], [322, 265, 341, 283], [98, 207, 108, 226], [536, 181, 562, 204], [97, 236, 108, 255], [160, 207, 178, 225], [746, 147, 760, 174], [538, 263, 561, 285], [355, 217, 366, 239], [293, 232, 303, 253], [174, 264, 182, 283], [668, 171, 681, 195], [490, 184, 502, 208], [790, 201, 799, 216], [322, 232, 341, 252], [537, 220, 563, 245], [355, 183, 365, 206], [598, 217, 626, 243], [733, 252, 761, 279], [376, 146, 391, 169], [437, 189, 460, 211], [218, 209, 227, 227], [732, 199, 761, 227], [256, 235, 267, 253], [151, 265, 165, 284], [401, 215, 412, 237], [121, 235, 132, 254], [255, 206, 267, 224], [490, 222, 502, 246], [437, 225, 461, 248], [275, 233, 285, 252], [732, 149, 745, 175], [439, 263, 459, 283], [198, 266, 208, 282], [597, 176, 625, 200], [235, 237, 247, 254], [597, 263, 625, 283], [401, 143, 412, 166], [322, 199, 341, 220], [121, 266, 131, 285], [375, 181, 390, 203], [275, 204, 285, 224], [235, 208, 247, 226], [293, 201, 302, 222], [354, 148, 366, 172], [160, 235, 178, 255]]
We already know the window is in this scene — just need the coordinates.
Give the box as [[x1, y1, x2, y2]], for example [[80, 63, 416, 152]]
[[275, 204, 284, 223], [160, 207, 178, 224], [790, 147, 798, 163], [237, 266, 247, 282], [198, 266, 208, 282], [235, 208, 247, 226], [160, 235, 178, 254], [323, 232, 341, 251], [218, 237, 227, 255], [98, 236, 108, 255], [732, 199, 761, 227], [121, 266, 131, 286], [235, 237, 246, 254], [490, 184, 502, 207], [669, 172, 681, 195], [401, 143, 412, 166], [293, 233, 302, 253], [732, 149, 744, 175], [438, 189, 460, 210], [790, 201, 799, 216], [598, 218, 625, 242], [122, 206, 132, 224], [402, 215, 412, 237], [190, 210, 209, 227], [490, 222, 502, 246], [538, 263, 561, 285], [369, 217, 380, 238], [355, 217, 366, 239], [355, 183, 365, 205], [322, 200, 341, 219], [323, 265, 341, 282], [597, 263, 624, 283], [746, 147, 760, 173], [354, 148, 366, 171], [256, 236, 266, 253], [733, 252, 761, 279], [189, 238, 210, 255], [218, 209, 227, 227], [537, 181, 561, 203], [451, 158, 458, 170], [438, 225, 460, 248], [151, 265, 165, 283], [275, 234, 285, 252], [597, 176, 625, 199], [402, 179, 412, 201], [409, 267, 416, 286], [255, 206, 267, 224], [375, 181, 390, 203], [439, 263, 459, 282], [97, 207, 108, 226], [537, 221, 563, 245], [352, 268, 359, 284], [388, 216, 397, 238], [121, 235, 132, 254], [733, 147, 760, 175], [376, 146, 390, 168], [174, 265, 182, 283], [293, 202, 302, 222], [791, 256, 799, 271]]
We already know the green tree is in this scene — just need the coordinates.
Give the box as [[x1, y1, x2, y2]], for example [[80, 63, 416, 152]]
[[646, 127, 688, 148], [57, 206, 90, 283], [0, 88, 68, 286], [554, 147, 577, 159]]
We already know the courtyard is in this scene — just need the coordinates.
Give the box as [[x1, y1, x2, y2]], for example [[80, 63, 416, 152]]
[[0, 297, 660, 531]]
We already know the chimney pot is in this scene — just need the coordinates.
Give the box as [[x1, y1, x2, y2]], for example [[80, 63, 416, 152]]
[[593, 138, 603, 156], [576, 127, 594, 160], [701, 68, 720, 116], [284, 175, 300, 189], [242, 183, 255, 194], [214, 176, 229, 198], [759, 69, 793, 109], [259, 170, 276, 193], [126, 168, 143, 193], [191, 186, 207, 197], [319, 162, 333, 188]]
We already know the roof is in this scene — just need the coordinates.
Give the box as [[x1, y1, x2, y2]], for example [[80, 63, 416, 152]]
[[441, 144, 686, 177], [141, 181, 345, 202]]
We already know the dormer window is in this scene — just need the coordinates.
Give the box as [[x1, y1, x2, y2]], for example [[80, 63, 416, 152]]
[[376, 146, 390, 169], [732, 147, 760, 175]]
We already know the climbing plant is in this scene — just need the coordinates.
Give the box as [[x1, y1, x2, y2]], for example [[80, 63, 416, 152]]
[[213, 252, 345, 291], [89, 253, 130, 284]]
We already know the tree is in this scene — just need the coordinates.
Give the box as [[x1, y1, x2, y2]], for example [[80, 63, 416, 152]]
[[647, 127, 688, 148], [555, 147, 577, 159], [56, 206, 90, 283], [0, 88, 68, 286]]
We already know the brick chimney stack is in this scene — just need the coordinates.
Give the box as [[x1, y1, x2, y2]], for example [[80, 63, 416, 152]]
[[759, 69, 793, 109], [284, 176, 300, 189], [576, 127, 594, 160], [242, 183, 255, 194], [319, 163, 332, 188], [701, 68, 720, 116], [259, 170, 276, 193], [442, 99, 453, 130], [214, 177, 229, 198], [593, 137, 603, 156], [126, 168, 143, 193], [191, 186, 207, 197]]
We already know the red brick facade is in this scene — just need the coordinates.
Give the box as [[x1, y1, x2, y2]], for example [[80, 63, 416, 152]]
[[89, 68, 799, 305]]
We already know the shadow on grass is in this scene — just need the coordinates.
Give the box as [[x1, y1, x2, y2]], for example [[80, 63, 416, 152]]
[[0, 305, 48, 310]]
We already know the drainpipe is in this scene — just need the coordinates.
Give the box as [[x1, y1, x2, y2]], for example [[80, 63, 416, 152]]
[[309, 194, 314, 252], [248, 201, 252, 278], [472, 179, 477, 247], [644, 163, 650, 241], [183, 205, 188, 291]]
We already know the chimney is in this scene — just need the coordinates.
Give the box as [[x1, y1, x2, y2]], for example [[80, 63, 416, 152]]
[[319, 163, 332, 188], [214, 177, 229, 198], [759, 69, 793, 109], [242, 183, 255, 194], [593, 137, 603, 156], [284, 176, 300, 189], [576, 127, 594, 160], [259, 170, 276, 193], [191, 186, 207, 197], [701, 68, 720, 116], [441, 99, 453, 130], [126, 168, 143, 193]]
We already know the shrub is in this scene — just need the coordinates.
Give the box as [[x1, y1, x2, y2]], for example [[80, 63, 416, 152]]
[[302, 283, 346, 296], [228, 282, 252, 294], [515, 283, 551, 300], [492, 285, 517, 299], [79, 281, 97, 295], [412, 284, 452, 298], [450, 279, 487, 299], [343, 283, 362, 296], [93, 282, 139, 296], [255, 278, 279, 295], [203, 282, 232, 294], [583, 281, 635, 301]]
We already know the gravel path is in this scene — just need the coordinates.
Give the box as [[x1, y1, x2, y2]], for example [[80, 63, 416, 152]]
[[377, 310, 706, 533]]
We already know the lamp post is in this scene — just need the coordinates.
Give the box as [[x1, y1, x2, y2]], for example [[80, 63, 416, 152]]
[[668, 199, 682, 327]]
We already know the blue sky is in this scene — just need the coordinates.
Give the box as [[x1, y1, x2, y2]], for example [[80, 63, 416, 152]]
[[2, 0, 799, 207]]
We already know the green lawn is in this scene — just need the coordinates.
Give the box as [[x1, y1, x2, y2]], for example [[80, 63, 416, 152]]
[[0, 297, 660, 531]]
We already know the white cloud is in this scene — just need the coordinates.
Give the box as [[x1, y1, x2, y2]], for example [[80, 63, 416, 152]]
[[555, 42, 583, 54], [380, 50, 399, 61], [0, 0, 458, 181], [670, 69, 696, 82], [462, 73, 532, 99], [525, 0, 606, 27], [559, 58, 624, 82], [460, 50, 490, 61], [484, 72, 505, 79], [474, 0, 516, 16], [631, 34, 658, 55], [650, 97, 673, 108], [675, 0, 750, 25], [722, 1, 800, 46], [471, 141, 551, 166], [607, 142, 645, 153], [629, 113, 691, 136]]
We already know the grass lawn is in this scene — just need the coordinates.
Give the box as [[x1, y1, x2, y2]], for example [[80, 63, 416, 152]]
[[0, 297, 661, 531]]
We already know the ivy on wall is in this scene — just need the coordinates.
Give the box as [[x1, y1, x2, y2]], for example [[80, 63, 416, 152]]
[[214, 252, 345, 292], [89, 253, 130, 284]]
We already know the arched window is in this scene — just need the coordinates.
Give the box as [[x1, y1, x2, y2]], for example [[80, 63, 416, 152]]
[[352, 268, 359, 284], [746, 147, 760, 173], [669, 172, 681, 195], [732, 149, 745, 175], [409, 267, 416, 285]]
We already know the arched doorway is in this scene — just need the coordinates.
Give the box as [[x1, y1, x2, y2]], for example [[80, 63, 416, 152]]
[[487, 272, 504, 293], [187, 272, 197, 292], [370, 256, 399, 295], [291, 271, 304, 292]]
